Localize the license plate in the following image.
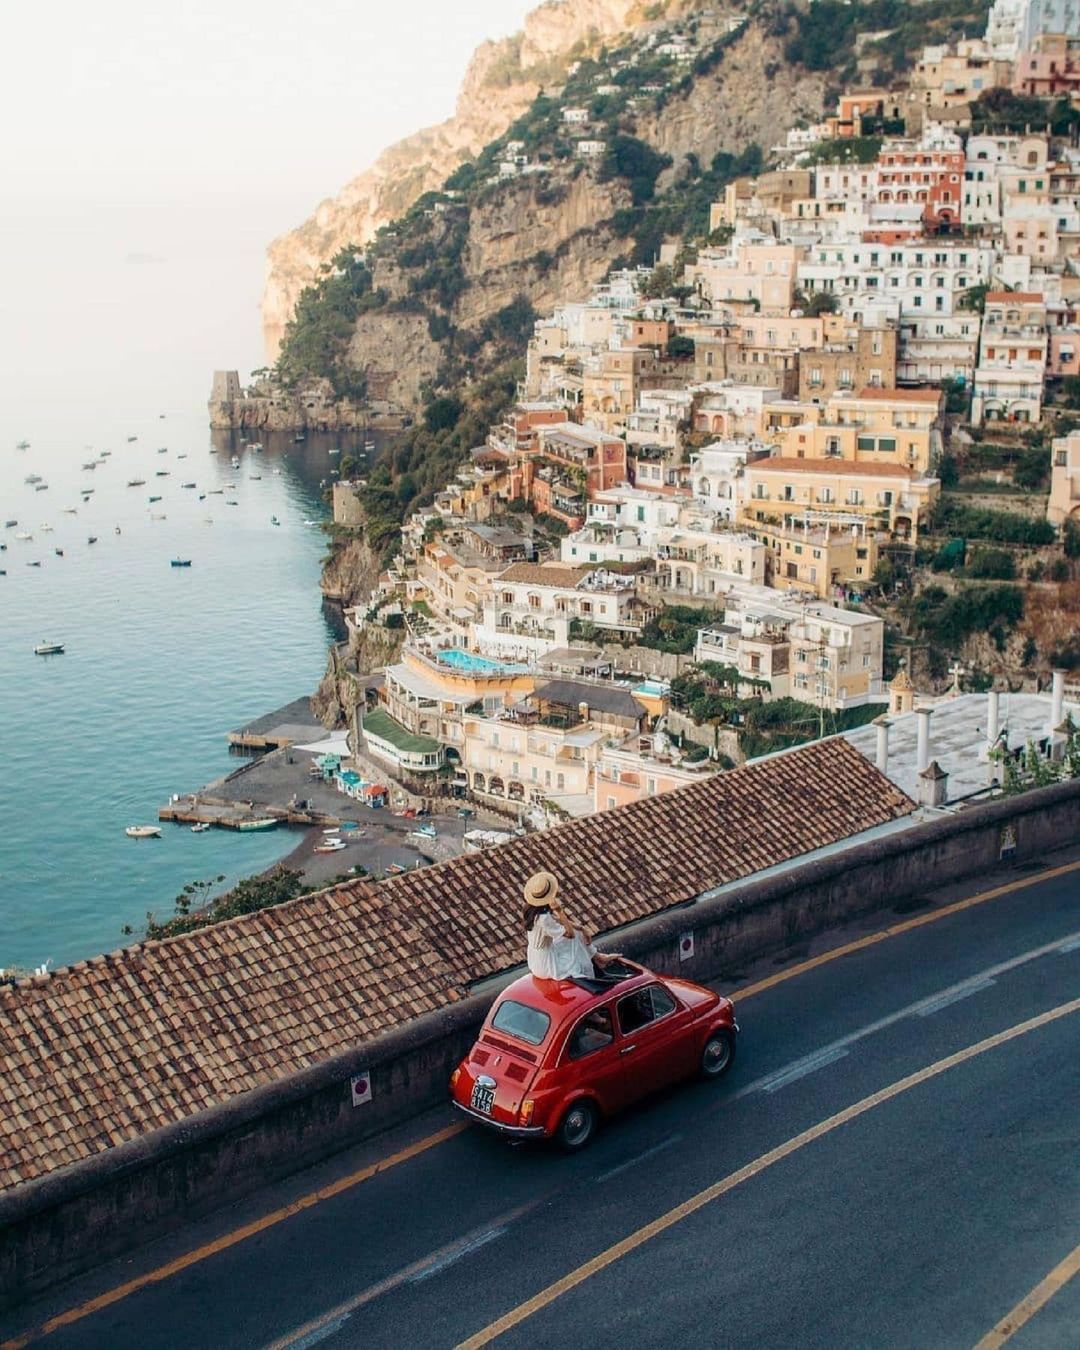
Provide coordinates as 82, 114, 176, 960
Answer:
470, 1083, 495, 1115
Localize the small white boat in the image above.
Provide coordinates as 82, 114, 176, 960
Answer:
190, 822, 211, 833
272, 468, 281, 475
81, 461, 97, 471
364, 442, 375, 451
24, 474, 42, 484
34, 483, 48, 492
249, 474, 262, 480
62, 507, 78, 514
303, 519, 319, 527
34, 641, 65, 655
127, 478, 146, 487
314, 839, 347, 854
270, 515, 281, 526
125, 825, 161, 839
40, 524, 53, 532
15, 531, 32, 541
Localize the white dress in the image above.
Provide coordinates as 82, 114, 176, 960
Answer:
527, 912, 597, 980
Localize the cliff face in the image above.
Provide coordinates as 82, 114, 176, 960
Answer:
263, 0, 650, 355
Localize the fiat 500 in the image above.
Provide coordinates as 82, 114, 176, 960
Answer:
449, 959, 738, 1150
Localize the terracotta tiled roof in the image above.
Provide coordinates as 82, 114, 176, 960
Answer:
753, 457, 916, 479
0, 738, 912, 1193
985, 291, 1043, 303
851, 386, 943, 404
497, 562, 592, 587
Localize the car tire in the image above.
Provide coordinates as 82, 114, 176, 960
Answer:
556, 1099, 598, 1152
700, 1029, 736, 1079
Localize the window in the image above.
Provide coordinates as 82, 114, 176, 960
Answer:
617, 985, 676, 1035
492, 999, 550, 1046
567, 1007, 614, 1059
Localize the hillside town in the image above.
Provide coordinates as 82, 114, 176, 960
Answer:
319, 0, 1080, 826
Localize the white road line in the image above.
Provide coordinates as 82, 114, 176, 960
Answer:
742, 930, 1080, 1097
406, 1227, 506, 1284
265, 1199, 543, 1349
915, 978, 996, 1017
759, 1046, 850, 1094
597, 1133, 683, 1182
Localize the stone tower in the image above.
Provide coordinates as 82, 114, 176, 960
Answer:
208, 371, 242, 428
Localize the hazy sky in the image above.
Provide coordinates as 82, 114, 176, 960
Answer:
1, 1, 536, 416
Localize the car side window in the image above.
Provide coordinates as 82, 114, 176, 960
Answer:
617, 989, 655, 1035
649, 985, 677, 1020
618, 985, 677, 1035
567, 1006, 615, 1060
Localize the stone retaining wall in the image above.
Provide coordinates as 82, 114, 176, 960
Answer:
3, 779, 1078, 1307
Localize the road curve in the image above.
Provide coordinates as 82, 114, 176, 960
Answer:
5, 852, 1080, 1350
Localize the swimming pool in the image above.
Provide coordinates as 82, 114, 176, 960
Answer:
633, 679, 671, 698
435, 648, 525, 674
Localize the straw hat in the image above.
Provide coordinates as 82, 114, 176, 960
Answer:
523, 870, 559, 907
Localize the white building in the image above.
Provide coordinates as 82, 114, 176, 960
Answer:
971, 291, 1048, 424
689, 441, 753, 520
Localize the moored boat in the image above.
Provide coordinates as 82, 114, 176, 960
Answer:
127, 478, 146, 487
237, 818, 277, 832
171, 558, 192, 567
125, 825, 161, 838
88, 535, 98, 543
190, 822, 211, 833
34, 641, 65, 655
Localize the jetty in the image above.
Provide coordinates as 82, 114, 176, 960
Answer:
227, 697, 324, 752
158, 793, 340, 831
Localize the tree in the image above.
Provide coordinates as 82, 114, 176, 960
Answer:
424, 396, 464, 433
798, 290, 839, 317
959, 283, 992, 314
1064, 517, 1080, 559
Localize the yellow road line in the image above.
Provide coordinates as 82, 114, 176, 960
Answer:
973, 1238, 1080, 1349
0, 1122, 466, 1350
457, 997, 1080, 1349
9, 857, 1078, 1347
729, 857, 1080, 1003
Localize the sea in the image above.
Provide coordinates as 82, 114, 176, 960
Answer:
0, 415, 380, 972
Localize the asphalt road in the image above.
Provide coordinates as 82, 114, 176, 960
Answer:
5, 851, 1080, 1350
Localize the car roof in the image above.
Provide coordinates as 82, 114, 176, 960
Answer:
495, 968, 652, 1033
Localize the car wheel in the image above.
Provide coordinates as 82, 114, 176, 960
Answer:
700, 1030, 736, 1079
556, 1099, 598, 1151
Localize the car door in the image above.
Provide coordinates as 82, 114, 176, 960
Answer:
616, 984, 694, 1103
561, 1002, 632, 1115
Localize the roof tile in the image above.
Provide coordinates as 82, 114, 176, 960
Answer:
0, 739, 910, 1193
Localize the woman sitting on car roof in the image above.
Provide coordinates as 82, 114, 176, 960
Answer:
523, 870, 619, 982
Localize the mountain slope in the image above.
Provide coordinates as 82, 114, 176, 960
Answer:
263, 0, 656, 354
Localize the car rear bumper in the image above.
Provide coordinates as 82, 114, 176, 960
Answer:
451, 1101, 547, 1138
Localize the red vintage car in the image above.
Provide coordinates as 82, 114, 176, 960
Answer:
449, 959, 738, 1150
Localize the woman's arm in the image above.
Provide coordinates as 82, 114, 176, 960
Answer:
550, 904, 575, 938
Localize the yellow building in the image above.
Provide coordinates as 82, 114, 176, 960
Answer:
740, 515, 880, 597
743, 455, 940, 545
780, 386, 944, 473
461, 679, 647, 814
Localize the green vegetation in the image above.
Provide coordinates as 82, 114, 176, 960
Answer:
933, 499, 1056, 546
130, 867, 310, 942
970, 88, 1080, 137
779, 0, 991, 79
600, 135, 672, 205
965, 548, 1017, 581
277, 251, 384, 399
907, 583, 1024, 648
803, 137, 882, 165
638, 604, 723, 655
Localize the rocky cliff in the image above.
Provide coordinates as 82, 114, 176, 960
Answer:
264, 0, 661, 354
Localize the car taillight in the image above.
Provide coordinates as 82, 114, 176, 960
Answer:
519, 1099, 535, 1126
450, 1067, 461, 1090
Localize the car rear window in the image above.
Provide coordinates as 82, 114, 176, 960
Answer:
491, 999, 551, 1046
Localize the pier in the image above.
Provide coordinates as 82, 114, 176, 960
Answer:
227, 697, 325, 752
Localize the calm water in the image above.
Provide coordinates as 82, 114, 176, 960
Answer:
0, 414, 373, 970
